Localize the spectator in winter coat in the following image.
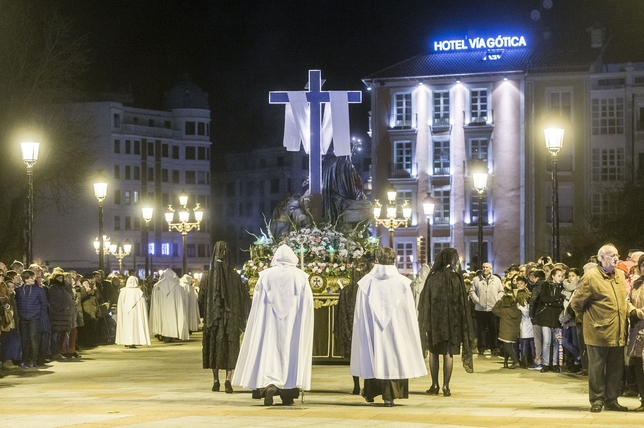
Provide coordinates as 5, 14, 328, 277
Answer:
15, 270, 47, 368
48, 269, 75, 360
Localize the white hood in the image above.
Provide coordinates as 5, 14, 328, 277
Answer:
125, 276, 139, 288
270, 244, 298, 268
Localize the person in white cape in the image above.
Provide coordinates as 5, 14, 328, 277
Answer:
149, 268, 189, 342
115, 276, 150, 348
350, 247, 427, 407
179, 274, 201, 333
232, 244, 314, 406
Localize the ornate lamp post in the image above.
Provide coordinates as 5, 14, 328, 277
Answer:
110, 241, 132, 274
21, 141, 40, 266
165, 194, 203, 275
471, 160, 488, 270
373, 187, 412, 246
142, 206, 154, 278
93, 171, 108, 271
422, 194, 436, 264
93, 235, 111, 271
545, 121, 565, 262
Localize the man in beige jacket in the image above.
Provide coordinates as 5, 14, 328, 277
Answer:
570, 244, 628, 413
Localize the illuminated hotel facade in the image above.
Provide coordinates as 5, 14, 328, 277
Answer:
364, 30, 644, 273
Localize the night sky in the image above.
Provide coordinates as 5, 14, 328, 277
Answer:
64, 0, 644, 153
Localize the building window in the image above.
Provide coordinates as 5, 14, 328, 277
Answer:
148, 119, 154, 127
198, 243, 206, 257
124, 190, 131, 205
125, 216, 131, 230
433, 242, 450, 262
468, 138, 489, 162
592, 192, 618, 226
172, 170, 180, 184
114, 165, 120, 179
134, 141, 141, 155
133, 190, 139, 204
173, 243, 179, 257
114, 140, 120, 154
434, 189, 450, 224
185, 171, 196, 184
125, 165, 131, 180
165, 120, 171, 129
162, 144, 169, 158
433, 90, 450, 125
187, 244, 196, 258
161, 243, 170, 256
198, 122, 205, 136
395, 242, 414, 274
394, 140, 412, 174
470, 89, 488, 122
172, 145, 179, 159
548, 90, 572, 121
134, 217, 141, 231
162, 168, 169, 183
394, 92, 412, 127
185, 121, 196, 135
133, 166, 140, 181
592, 97, 624, 135
433, 140, 450, 175
114, 190, 121, 205
185, 146, 196, 160
125, 140, 131, 154
114, 216, 120, 230
198, 146, 206, 160
270, 179, 280, 194
197, 171, 207, 185
147, 167, 154, 182
592, 148, 624, 181
470, 190, 488, 225
148, 243, 155, 256
113, 113, 120, 127
147, 141, 154, 157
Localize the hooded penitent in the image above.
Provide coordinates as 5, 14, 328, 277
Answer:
233, 244, 314, 391
200, 241, 249, 370
350, 259, 427, 380
418, 248, 475, 373
116, 276, 150, 346
149, 269, 189, 341
180, 274, 200, 332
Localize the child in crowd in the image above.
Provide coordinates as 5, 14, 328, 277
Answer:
515, 276, 534, 368
493, 288, 522, 369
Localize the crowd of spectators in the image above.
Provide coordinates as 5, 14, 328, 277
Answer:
0, 260, 159, 375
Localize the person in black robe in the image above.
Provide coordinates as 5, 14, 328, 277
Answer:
418, 248, 475, 397
199, 241, 249, 394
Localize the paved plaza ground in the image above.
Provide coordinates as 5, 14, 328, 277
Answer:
2, 331, 643, 427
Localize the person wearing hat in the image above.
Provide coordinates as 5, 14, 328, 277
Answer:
48, 269, 74, 360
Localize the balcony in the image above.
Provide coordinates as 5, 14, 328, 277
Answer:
389, 162, 417, 179
545, 206, 574, 223
388, 114, 417, 130
464, 109, 494, 126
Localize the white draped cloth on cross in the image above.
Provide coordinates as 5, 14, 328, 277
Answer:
269, 70, 361, 196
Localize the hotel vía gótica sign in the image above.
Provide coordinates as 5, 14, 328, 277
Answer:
433, 35, 527, 52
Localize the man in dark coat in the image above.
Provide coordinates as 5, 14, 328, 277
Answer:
15, 270, 47, 368
48, 269, 75, 360
199, 241, 249, 394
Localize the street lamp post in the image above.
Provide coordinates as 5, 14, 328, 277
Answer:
142, 207, 154, 278
373, 187, 412, 246
471, 160, 488, 270
545, 122, 565, 263
165, 194, 203, 275
93, 235, 111, 271
422, 194, 436, 264
93, 171, 108, 272
21, 141, 40, 266
110, 241, 132, 274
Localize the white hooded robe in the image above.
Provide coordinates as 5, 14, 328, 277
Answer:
179, 275, 201, 332
233, 244, 314, 391
149, 269, 190, 341
116, 276, 151, 346
350, 264, 427, 380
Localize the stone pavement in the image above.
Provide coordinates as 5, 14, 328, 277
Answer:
2, 332, 642, 427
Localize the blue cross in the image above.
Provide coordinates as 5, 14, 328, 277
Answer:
269, 70, 361, 195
